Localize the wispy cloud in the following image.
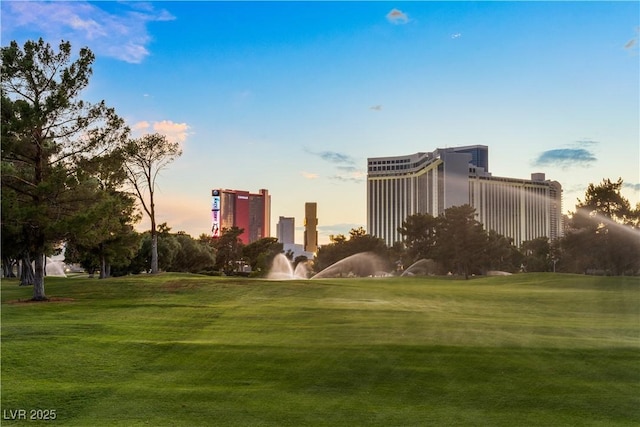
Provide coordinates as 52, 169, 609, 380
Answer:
304, 149, 363, 183
533, 139, 599, 169
301, 172, 319, 180
336, 165, 359, 173
305, 148, 356, 165
153, 120, 190, 144
132, 121, 151, 132
623, 182, 640, 192
565, 183, 590, 195
321, 151, 355, 164
1, 1, 174, 63
329, 172, 365, 184
451, 33, 462, 39
386, 8, 409, 25
533, 148, 597, 168
573, 139, 599, 147
132, 120, 191, 144
317, 223, 366, 238
624, 27, 639, 54
330, 170, 366, 183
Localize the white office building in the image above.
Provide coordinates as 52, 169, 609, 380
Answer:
367, 145, 562, 247
277, 215, 314, 260
276, 216, 295, 244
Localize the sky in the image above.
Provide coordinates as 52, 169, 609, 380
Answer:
2, 1, 638, 245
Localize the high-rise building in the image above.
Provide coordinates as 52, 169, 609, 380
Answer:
211, 188, 270, 244
276, 216, 295, 244
367, 145, 562, 247
304, 202, 318, 253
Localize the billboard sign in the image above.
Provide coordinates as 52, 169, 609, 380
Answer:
211, 190, 221, 238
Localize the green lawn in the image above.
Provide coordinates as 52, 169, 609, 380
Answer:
2, 273, 639, 426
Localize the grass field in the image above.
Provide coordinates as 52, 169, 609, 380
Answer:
2, 273, 639, 426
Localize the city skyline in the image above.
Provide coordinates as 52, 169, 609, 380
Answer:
2, 1, 638, 245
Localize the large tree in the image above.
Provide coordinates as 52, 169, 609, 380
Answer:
212, 227, 245, 274
485, 230, 521, 273
346, 227, 388, 260
242, 237, 283, 276
562, 178, 640, 275
435, 204, 487, 279
64, 190, 140, 278
520, 237, 551, 272
313, 227, 389, 275
123, 133, 182, 274
64, 149, 140, 278
1, 39, 127, 299
397, 213, 438, 265
171, 232, 216, 273
577, 178, 634, 224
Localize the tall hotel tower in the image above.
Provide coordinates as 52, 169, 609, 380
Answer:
367, 145, 562, 247
211, 188, 271, 244
304, 202, 318, 253
276, 216, 295, 244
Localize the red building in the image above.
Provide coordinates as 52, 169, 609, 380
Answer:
211, 188, 271, 244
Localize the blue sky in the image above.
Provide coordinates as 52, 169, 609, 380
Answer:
2, 1, 638, 244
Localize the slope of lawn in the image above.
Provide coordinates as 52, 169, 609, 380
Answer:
2, 273, 639, 426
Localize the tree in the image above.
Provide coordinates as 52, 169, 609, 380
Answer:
171, 232, 216, 273
520, 237, 550, 272
1, 184, 26, 280
123, 133, 182, 274
387, 241, 407, 273
293, 255, 309, 269
398, 213, 438, 265
64, 191, 140, 278
242, 237, 283, 276
157, 232, 181, 272
347, 227, 388, 260
485, 230, 521, 273
578, 178, 633, 224
1, 38, 127, 299
435, 205, 487, 279
559, 225, 598, 274
64, 150, 141, 278
313, 233, 348, 273
629, 202, 640, 228
212, 227, 245, 274
313, 228, 389, 274
561, 178, 640, 275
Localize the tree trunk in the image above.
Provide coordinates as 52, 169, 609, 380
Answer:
149, 192, 159, 274
32, 131, 47, 300
99, 253, 107, 279
19, 253, 35, 286
32, 252, 47, 300
150, 231, 159, 274
2, 256, 16, 278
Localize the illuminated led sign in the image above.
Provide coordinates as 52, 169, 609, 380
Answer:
211, 189, 221, 238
